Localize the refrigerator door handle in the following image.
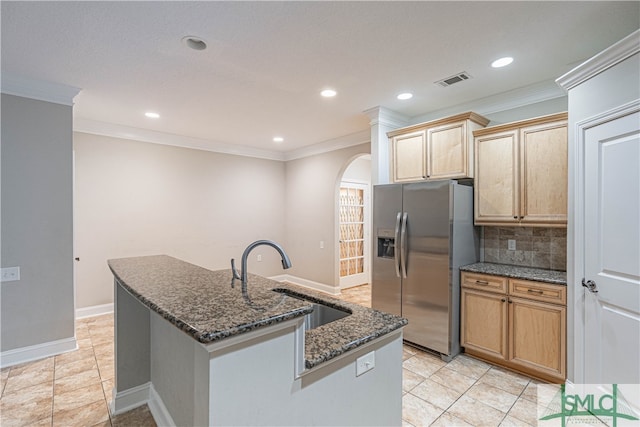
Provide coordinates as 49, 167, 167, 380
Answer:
394, 212, 402, 277
400, 212, 408, 278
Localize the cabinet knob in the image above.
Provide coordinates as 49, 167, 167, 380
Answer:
501, 298, 506, 302
513, 216, 518, 219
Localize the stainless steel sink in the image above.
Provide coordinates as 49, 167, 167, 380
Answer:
274, 290, 351, 330
302, 301, 350, 330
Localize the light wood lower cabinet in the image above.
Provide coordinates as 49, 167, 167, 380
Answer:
461, 272, 567, 382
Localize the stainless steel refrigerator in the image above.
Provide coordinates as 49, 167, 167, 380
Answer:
372, 180, 479, 361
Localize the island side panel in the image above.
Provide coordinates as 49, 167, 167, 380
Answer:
209, 329, 403, 426
114, 280, 150, 402
150, 310, 210, 427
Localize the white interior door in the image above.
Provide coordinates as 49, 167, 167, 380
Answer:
338, 182, 370, 288
583, 107, 640, 386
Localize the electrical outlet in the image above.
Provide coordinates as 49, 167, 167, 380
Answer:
257, 254, 262, 262
356, 351, 375, 376
319, 241, 324, 249
1, 267, 20, 282
508, 239, 516, 251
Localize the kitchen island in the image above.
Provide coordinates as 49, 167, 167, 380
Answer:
108, 255, 407, 426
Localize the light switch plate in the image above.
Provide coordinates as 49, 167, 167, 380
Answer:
356, 351, 375, 376
1, 267, 20, 282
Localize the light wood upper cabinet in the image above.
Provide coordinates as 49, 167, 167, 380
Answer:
389, 112, 489, 183
392, 130, 426, 182
474, 112, 568, 227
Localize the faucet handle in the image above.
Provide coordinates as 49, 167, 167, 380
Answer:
230, 258, 241, 280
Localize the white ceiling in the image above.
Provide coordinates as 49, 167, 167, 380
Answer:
2, 1, 639, 158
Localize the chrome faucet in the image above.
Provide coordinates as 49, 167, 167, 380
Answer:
231, 240, 292, 286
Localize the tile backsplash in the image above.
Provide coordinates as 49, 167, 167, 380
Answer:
481, 227, 567, 271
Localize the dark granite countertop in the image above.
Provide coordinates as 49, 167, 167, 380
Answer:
460, 262, 566, 285
108, 255, 407, 369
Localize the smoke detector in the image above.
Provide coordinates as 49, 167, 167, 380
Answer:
435, 72, 472, 87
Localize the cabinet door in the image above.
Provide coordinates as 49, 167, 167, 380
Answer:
392, 131, 426, 182
474, 130, 519, 225
427, 121, 467, 179
508, 297, 566, 381
519, 121, 568, 225
460, 288, 508, 360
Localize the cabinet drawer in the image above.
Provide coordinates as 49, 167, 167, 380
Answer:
461, 272, 508, 294
509, 279, 566, 305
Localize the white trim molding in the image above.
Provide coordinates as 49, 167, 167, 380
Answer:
283, 130, 370, 161
364, 106, 410, 129
76, 303, 114, 319
74, 118, 286, 161
269, 274, 340, 296
0, 73, 81, 106
410, 79, 566, 125
0, 337, 77, 368
148, 384, 175, 427
111, 381, 176, 426
556, 29, 640, 91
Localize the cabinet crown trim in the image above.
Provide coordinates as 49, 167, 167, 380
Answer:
387, 111, 490, 138
472, 112, 568, 137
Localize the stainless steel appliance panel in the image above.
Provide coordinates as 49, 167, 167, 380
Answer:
401, 181, 451, 352
371, 184, 403, 317
371, 180, 479, 360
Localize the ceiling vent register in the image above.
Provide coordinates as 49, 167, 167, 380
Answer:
435, 71, 472, 87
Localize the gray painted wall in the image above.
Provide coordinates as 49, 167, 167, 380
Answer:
284, 143, 371, 286
1, 94, 75, 351
74, 132, 286, 309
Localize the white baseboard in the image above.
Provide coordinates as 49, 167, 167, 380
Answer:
112, 382, 151, 415
0, 336, 77, 368
269, 274, 340, 296
148, 383, 176, 427
111, 382, 175, 426
76, 303, 114, 319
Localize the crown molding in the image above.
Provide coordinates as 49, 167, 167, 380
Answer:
1, 73, 81, 106
363, 106, 410, 128
409, 79, 566, 124
74, 118, 286, 161
283, 130, 370, 161
556, 29, 640, 91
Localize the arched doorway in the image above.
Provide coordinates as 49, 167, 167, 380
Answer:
336, 155, 371, 289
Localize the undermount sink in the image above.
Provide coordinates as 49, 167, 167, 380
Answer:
274, 290, 351, 330
302, 301, 350, 330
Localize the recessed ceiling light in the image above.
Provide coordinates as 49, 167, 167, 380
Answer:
145, 112, 160, 119
182, 36, 207, 51
321, 89, 337, 98
397, 92, 413, 100
491, 57, 514, 68
273, 136, 284, 143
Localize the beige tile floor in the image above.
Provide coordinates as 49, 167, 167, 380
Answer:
0, 283, 555, 426
340, 284, 558, 427
0, 314, 155, 427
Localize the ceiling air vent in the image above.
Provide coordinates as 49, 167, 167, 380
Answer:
435, 72, 472, 87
